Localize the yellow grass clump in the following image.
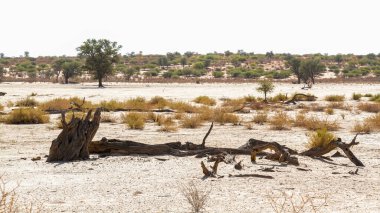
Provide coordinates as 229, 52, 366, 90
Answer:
365, 113, 380, 131
15, 96, 38, 107
149, 96, 169, 109
213, 108, 240, 125
351, 122, 371, 134
124, 97, 150, 111
325, 108, 334, 115
252, 111, 268, 125
181, 114, 204, 128
269, 111, 292, 130
307, 128, 336, 149
5, 108, 50, 124
221, 98, 245, 111
294, 114, 339, 131
324, 95, 345, 102
169, 101, 197, 113
270, 93, 288, 102
357, 102, 380, 113
99, 100, 125, 111
193, 96, 216, 106
121, 112, 146, 130
39, 97, 93, 111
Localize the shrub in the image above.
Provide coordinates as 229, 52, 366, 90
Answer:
357, 103, 380, 113
365, 113, 380, 130
181, 114, 203, 128
252, 111, 268, 125
364, 93, 373, 97
124, 97, 150, 111
5, 108, 50, 124
197, 106, 215, 121
99, 100, 125, 111
269, 111, 291, 130
149, 96, 169, 109
294, 114, 339, 131
270, 93, 288, 102
39, 97, 93, 111
222, 98, 245, 111
352, 93, 362, 101
325, 108, 334, 115
369, 94, 380, 102
121, 112, 146, 130
324, 95, 345, 102
213, 108, 240, 125
16, 96, 38, 107
169, 101, 197, 113
193, 96, 216, 106
352, 122, 371, 133
307, 128, 336, 149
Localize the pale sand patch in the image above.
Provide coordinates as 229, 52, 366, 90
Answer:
0, 82, 379, 212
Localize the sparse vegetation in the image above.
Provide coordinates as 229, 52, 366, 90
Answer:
149, 96, 169, 109
100, 113, 117, 123
169, 101, 197, 113
213, 108, 240, 125
4, 108, 50, 124
257, 79, 274, 102
324, 95, 345, 102
294, 114, 339, 131
352, 122, 371, 133
325, 108, 334, 115
39, 97, 93, 111
179, 181, 210, 213
99, 100, 125, 111
16, 96, 38, 107
252, 111, 268, 125
193, 96, 216, 106
181, 114, 203, 128
121, 112, 146, 129
352, 93, 362, 101
307, 128, 335, 149
357, 102, 380, 113
124, 97, 150, 111
369, 94, 380, 102
365, 113, 380, 130
269, 111, 291, 130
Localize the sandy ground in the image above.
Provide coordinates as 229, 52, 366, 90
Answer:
0, 82, 380, 212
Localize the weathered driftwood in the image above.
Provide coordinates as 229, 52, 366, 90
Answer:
250, 141, 299, 166
47, 108, 101, 162
301, 134, 364, 167
284, 93, 317, 105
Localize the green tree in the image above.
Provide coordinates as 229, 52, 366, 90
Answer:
180, 57, 187, 68
289, 58, 301, 83
256, 79, 274, 102
0, 65, 4, 82
300, 59, 325, 84
158, 56, 169, 68
77, 39, 122, 87
62, 60, 82, 84
24, 51, 29, 58
53, 58, 69, 82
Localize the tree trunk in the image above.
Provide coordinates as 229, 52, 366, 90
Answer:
64, 76, 69, 84
47, 109, 101, 162
98, 77, 104, 88
297, 75, 301, 84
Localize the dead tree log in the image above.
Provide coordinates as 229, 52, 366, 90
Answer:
301, 134, 364, 166
250, 142, 299, 166
47, 108, 101, 162
0, 92, 6, 96
284, 93, 317, 105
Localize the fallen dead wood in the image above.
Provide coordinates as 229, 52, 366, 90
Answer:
301, 134, 364, 167
250, 142, 299, 166
228, 174, 274, 179
0, 92, 6, 96
284, 93, 317, 105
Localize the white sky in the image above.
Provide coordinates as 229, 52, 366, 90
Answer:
1, 0, 379, 57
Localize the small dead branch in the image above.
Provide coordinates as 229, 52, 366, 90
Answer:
349, 168, 359, 175
201, 122, 213, 148
228, 174, 274, 179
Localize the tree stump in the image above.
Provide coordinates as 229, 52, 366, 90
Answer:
47, 108, 101, 162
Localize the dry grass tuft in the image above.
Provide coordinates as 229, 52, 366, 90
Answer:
365, 113, 380, 131
269, 111, 292, 130
351, 122, 371, 134
357, 102, 380, 113
39, 97, 93, 111
16, 97, 38, 107
99, 100, 125, 111
5, 108, 49, 124
100, 113, 117, 123
294, 114, 339, 131
325, 108, 334, 115
124, 97, 150, 111
213, 108, 240, 125
369, 94, 380, 102
121, 112, 146, 130
179, 181, 210, 213
169, 101, 197, 113
149, 96, 169, 109
159, 123, 178, 132
193, 96, 216, 106
309, 103, 325, 112
324, 95, 345, 102
307, 128, 336, 149
352, 93, 362, 101
222, 98, 245, 111
252, 111, 268, 125
293, 93, 316, 101
181, 114, 204, 128
270, 93, 288, 102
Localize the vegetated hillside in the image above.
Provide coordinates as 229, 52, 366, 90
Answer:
1, 52, 380, 83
